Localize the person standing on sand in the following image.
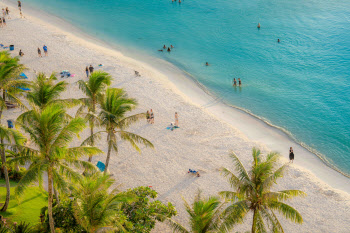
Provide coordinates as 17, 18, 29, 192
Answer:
43, 45, 48, 56
85, 66, 89, 77
89, 65, 94, 74
2, 17, 6, 27
175, 112, 179, 127
18, 1, 22, 11
150, 109, 154, 124
19, 49, 24, 57
289, 147, 294, 163
6, 8, 10, 19
146, 110, 150, 124
37, 48, 42, 57
0, 18, 2, 28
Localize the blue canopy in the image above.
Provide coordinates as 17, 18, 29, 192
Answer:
96, 161, 105, 172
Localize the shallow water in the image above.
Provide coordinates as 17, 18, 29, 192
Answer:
19, 0, 350, 175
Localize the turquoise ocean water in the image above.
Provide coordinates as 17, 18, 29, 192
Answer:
18, 0, 350, 175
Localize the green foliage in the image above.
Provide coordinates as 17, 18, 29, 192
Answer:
43, 200, 85, 233
8, 167, 26, 182
220, 148, 306, 233
121, 186, 176, 232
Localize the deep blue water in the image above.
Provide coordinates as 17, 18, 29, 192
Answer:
20, 0, 350, 175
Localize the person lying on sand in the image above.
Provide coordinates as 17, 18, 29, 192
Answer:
188, 169, 200, 177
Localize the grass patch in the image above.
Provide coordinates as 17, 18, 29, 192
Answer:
0, 179, 47, 225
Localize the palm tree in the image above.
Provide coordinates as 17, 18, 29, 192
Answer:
166, 191, 240, 233
77, 71, 111, 162
17, 72, 79, 123
71, 172, 134, 233
220, 148, 306, 233
12, 104, 102, 233
0, 51, 28, 120
0, 125, 25, 212
85, 87, 153, 174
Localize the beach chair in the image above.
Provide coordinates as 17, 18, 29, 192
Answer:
96, 161, 105, 172
7, 120, 14, 129
5, 101, 17, 109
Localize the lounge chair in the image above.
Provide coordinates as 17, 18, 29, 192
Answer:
96, 161, 105, 172
7, 120, 14, 129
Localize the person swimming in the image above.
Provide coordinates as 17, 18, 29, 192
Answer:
205, 62, 209, 66
167, 47, 171, 52
158, 49, 163, 52
163, 45, 166, 49
277, 39, 280, 43
233, 78, 237, 86
257, 23, 261, 29
238, 78, 242, 86
171, 45, 174, 48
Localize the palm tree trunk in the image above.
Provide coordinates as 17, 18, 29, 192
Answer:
47, 168, 55, 233
0, 138, 10, 212
54, 188, 60, 205
88, 124, 94, 162
104, 133, 112, 175
15, 164, 20, 172
252, 209, 257, 233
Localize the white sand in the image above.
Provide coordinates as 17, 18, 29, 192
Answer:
1, 2, 350, 232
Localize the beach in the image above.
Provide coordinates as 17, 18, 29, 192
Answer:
1, 2, 350, 232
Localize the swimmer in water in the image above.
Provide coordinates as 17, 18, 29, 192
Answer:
277, 39, 280, 43
163, 45, 166, 49
238, 78, 242, 86
257, 23, 261, 29
233, 78, 237, 86
205, 62, 209, 66
158, 49, 163, 52
171, 45, 174, 48
167, 47, 171, 52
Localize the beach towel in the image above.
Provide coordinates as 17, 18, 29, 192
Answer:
18, 87, 30, 91
19, 73, 28, 79
96, 161, 105, 172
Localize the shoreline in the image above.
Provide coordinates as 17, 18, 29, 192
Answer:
1, 1, 350, 231
8, 0, 350, 189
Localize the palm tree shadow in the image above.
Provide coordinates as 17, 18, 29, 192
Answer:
158, 176, 197, 201
11, 193, 46, 208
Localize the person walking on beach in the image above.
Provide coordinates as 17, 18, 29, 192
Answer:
43, 45, 48, 56
0, 18, 2, 28
146, 110, 150, 124
19, 49, 24, 57
289, 147, 294, 163
37, 48, 42, 57
150, 109, 154, 124
2, 17, 6, 27
85, 66, 89, 77
2, 9, 5, 18
175, 112, 179, 127
238, 78, 242, 86
18, 1, 22, 11
233, 78, 237, 87
89, 65, 94, 74
6, 7, 10, 19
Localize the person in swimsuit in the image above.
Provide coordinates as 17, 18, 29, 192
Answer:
85, 66, 89, 77
43, 45, 48, 56
257, 23, 260, 29
163, 45, 166, 49
167, 47, 171, 52
289, 147, 294, 163
175, 112, 179, 127
277, 39, 280, 43
150, 109, 154, 124
171, 45, 174, 48
18, 1, 22, 11
233, 78, 237, 87
37, 48, 42, 57
205, 62, 209, 66
0, 18, 2, 28
6, 8, 10, 19
238, 78, 242, 86
146, 110, 150, 123
2, 17, 5, 27
19, 50, 24, 57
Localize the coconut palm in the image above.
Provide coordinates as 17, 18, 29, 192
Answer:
220, 148, 306, 233
77, 71, 111, 161
71, 172, 134, 233
0, 51, 28, 120
0, 125, 26, 212
17, 72, 80, 123
12, 104, 102, 233
166, 191, 241, 233
84, 88, 153, 174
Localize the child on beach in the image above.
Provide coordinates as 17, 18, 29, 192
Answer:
289, 147, 294, 163
43, 45, 48, 56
